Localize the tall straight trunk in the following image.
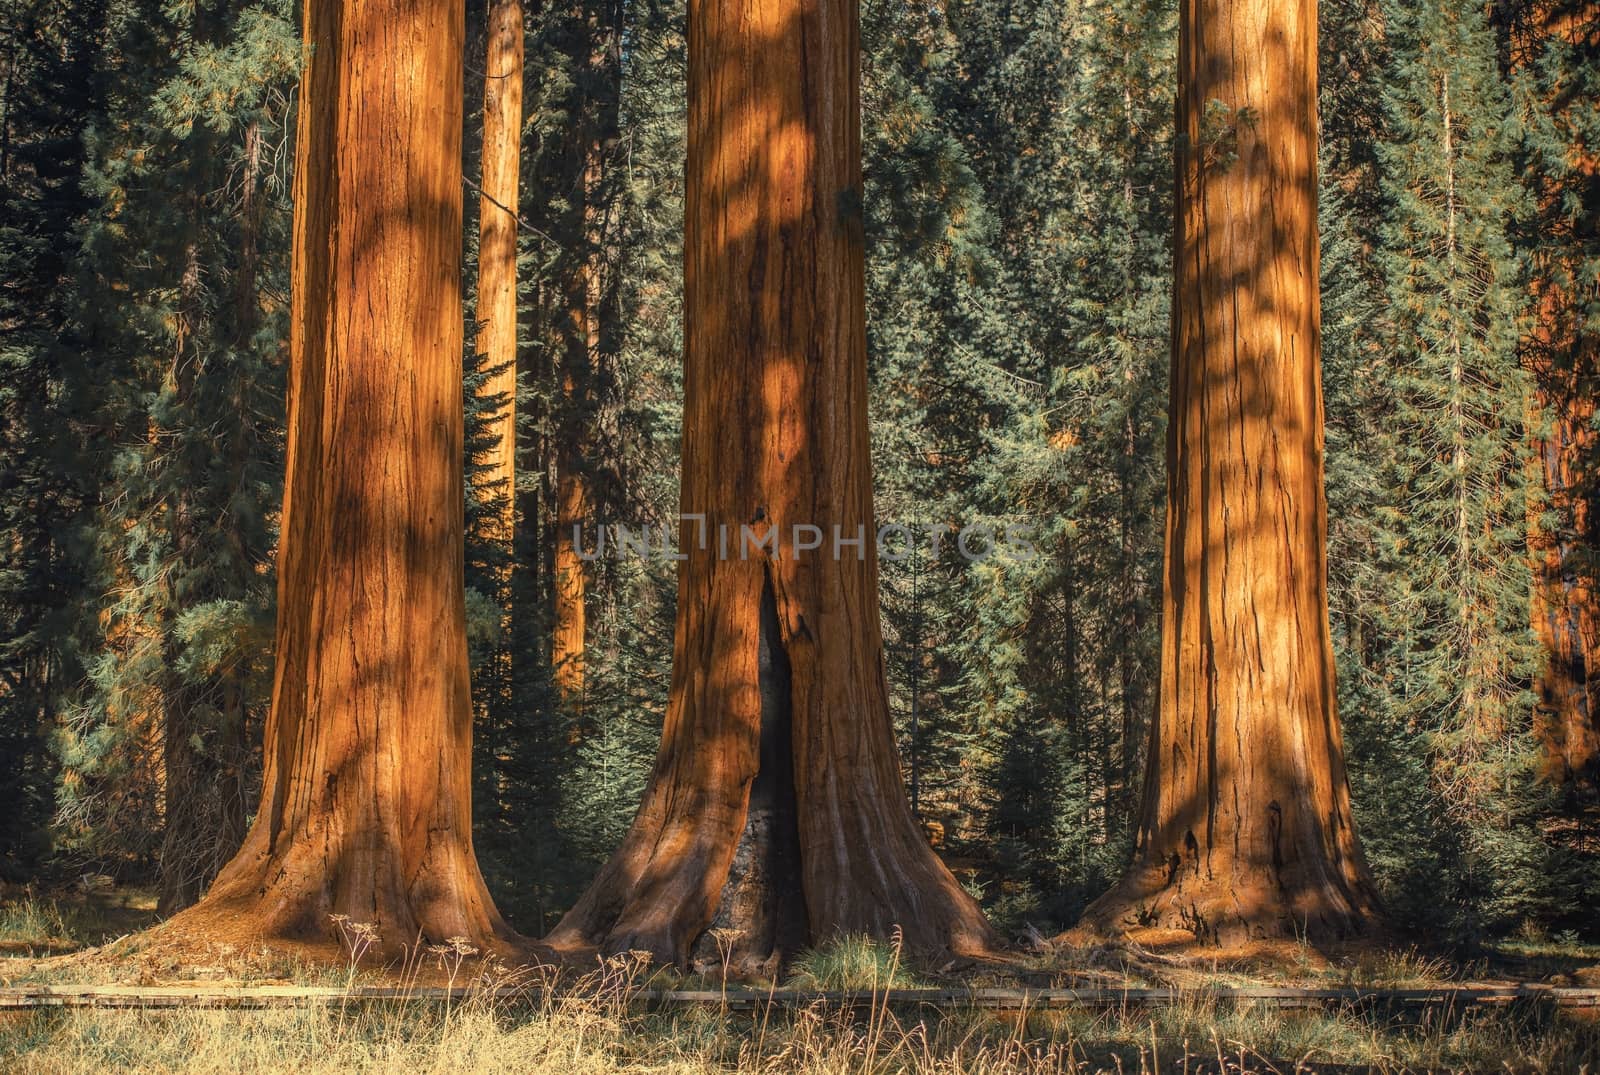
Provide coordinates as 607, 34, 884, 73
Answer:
546, 0, 996, 971
157, 233, 210, 917
476, 0, 524, 557
551, 210, 594, 699
1515, 0, 1600, 792
1528, 373, 1600, 788
550, 7, 617, 704
1079, 0, 1380, 945
180, 0, 513, 955
551, 459, 589, 698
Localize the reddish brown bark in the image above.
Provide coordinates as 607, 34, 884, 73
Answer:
550, 10, 617, 705
549, 202, 596, 702
1078, 0, 1381, 945
1528, 358, 1600, 791
475, 0, 524, 555
545, 0, 996, 970
551, 464, 589, 699
178, 0, 513, 955
1513, 0, 1600, 791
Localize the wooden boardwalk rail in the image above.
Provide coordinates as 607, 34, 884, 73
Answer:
1, 983, 1597, 1012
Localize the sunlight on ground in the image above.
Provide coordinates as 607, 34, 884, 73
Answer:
2, 891, 1598, 1073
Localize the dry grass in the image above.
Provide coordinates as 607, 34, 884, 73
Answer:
4, 943, 1598, 1075
3, 980, 1597, 1073
0, 888, 157, 958
3, 899, 1599, 1073
784, 931, 932, 991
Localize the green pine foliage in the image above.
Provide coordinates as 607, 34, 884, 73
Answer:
463, 0, 687, 932
0, 0, 1594, 950
861, 0, 1016, 887
1327, 0, 1574, 936
860, 0, 1175, 933
50, 0, 295, 902
541, 0, 686, 924
0, 0, 110, 876
1503, 0, 1600, 913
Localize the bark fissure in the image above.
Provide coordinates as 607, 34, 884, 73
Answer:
1079, 0, 1381, 946
174, 0, 514, 957
694, 572, 808, 973
545, 0, 995, 969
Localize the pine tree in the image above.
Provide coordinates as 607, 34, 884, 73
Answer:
969, 0, 1174, 927
1507, 0, 1600, 796
462, 0, 687, 934
1349, 0, 1569, 934
52, 0, 295, 909
861, 0, 1019, 886
858, 0, 1176, 930
0, 0, 109, 874
520, 0, 628, 705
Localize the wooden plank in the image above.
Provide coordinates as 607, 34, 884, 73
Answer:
0, 984, 1597, 1012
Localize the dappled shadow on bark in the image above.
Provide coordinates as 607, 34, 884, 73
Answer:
544, 0, 996, 971
167, 0, 523, 961
1071, 0, 1381, 948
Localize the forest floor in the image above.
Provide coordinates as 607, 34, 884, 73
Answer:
0, 884, 1597, 1073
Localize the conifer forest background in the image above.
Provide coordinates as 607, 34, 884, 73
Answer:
2, 0, 1598, 948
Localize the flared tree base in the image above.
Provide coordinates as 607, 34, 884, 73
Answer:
164, 827, 523, 964
1074, 859, 1379, 949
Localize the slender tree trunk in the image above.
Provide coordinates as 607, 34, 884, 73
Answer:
476, 0, 524, 558
178, 0, 514, 956
550, 6, 618, 704
1078, 0, 1381, 945
157, 231, 206, 917
475, 0, 524, 763
546, 0, 996, 971
552, 161, 595, 701
157, 152, 247, 913
551, 460, 589, 698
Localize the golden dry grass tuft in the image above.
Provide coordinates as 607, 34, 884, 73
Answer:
3, 896, 1599, 1072
3, 959, 1598, 1074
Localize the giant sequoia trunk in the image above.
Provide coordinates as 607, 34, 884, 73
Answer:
1516, 0, 1600, 793
180, 0, 513, 955
476, 0, 524, 555
545, 0, 996, 971
1528, 356, 1600, 792
1078, 0, 1381, 946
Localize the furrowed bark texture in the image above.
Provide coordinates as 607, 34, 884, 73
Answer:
1529, 348, 1600, 791
185, 0, 512, 955
1080, 0, 1381, 945
1517, 0, 1600, 792
545, 0, 996, 970
475, 0, 524, 554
